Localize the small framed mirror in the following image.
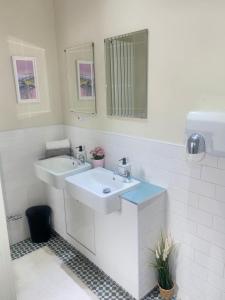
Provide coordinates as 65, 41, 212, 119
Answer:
105, 29, 148, 119
65, 42, 96, 114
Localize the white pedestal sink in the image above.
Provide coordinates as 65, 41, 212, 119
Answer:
34, 155, 91, 189
65, 167, 140, 214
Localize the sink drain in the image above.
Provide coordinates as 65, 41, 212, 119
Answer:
102, 187, 111, 194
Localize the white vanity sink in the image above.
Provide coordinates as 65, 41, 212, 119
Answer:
34, 155, 91, 189
65, 167, 140, 214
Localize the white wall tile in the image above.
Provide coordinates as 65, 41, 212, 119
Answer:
167, 187, 199, 208
188, 178, 215, 198
187, 206, 213, 227
202, 166, 225, 186
200, 154, 218, 168
195, 250, 224, 276
168, 198, 187, 218
216, 185, 225, 203
170, 173, 215, 198
0, 125, 64, 244
220, 293, 225, 300
184, 233, 212, 255
176, 256, 208, 281
198, 224, 225, 250
218, 157, 225, 170
168, 213, 197, 236
208, 272, 225, 291
199, 195, 225, 218
213, 216, 225, 235
210, 245, 225, 263
179, 244, 195, 260
167, 187, 199, 207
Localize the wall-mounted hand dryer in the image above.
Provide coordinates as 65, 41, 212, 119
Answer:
186, 112, 225, 158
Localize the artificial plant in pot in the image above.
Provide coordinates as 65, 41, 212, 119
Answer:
90, 147, 105, 168
152, 234, 175, 300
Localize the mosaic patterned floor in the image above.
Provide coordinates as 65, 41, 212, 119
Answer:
11, 233, 163, 300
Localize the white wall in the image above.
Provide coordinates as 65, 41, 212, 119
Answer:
55, 0, 225, 144
0, 0, 62, 131
0, 0, 64, 244
0, 171, 16, 300
1, 125, 64, 244
65, 125, 225, 300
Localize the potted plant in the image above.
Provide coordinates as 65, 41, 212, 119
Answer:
152, 234, 175, 300
90, 147, 105, 168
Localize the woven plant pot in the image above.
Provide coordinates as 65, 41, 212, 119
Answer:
159, 284, 174, 300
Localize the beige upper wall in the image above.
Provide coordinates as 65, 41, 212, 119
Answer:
54, 0, 225, 144
0, 0, 62, 131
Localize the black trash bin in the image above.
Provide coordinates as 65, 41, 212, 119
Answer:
26, 205, 52, 243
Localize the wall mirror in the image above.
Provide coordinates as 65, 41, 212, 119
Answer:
105, 29, 148, 119
65, 42, 96, 114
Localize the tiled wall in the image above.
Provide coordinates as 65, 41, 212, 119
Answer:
2, 123, 225, 299
65, 125, 225, 300
0, 125, 64, 244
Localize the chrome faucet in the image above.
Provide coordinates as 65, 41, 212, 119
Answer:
71, 145, 87, 164
77, 153, 86, 164
114, 157, 132, 182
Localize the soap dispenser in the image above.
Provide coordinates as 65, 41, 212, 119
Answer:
76, 145, 87, 163
117, 157, 131, 182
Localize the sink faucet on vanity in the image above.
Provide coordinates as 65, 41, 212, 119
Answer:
71, 145, 87, 164
113, 157, 132, 183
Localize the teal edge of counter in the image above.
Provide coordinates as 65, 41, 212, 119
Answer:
121, 181, 166, 205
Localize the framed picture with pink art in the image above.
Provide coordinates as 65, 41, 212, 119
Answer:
76, 60, 95, 100
12, 56, 40, 103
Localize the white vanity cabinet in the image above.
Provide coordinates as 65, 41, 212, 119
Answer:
45, 182, 166, 300
64, 195, 96, 254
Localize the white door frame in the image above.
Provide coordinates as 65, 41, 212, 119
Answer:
0, 170, 16, 300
